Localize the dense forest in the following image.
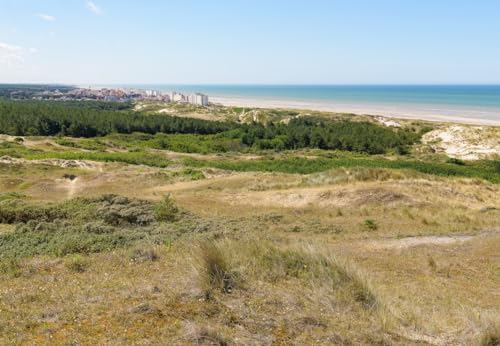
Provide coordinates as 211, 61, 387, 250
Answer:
0, 100, 420, 154
0, 100, 236, 137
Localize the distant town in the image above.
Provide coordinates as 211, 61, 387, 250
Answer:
1, 85, 210, 106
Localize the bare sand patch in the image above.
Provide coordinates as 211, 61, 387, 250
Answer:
362, 229, 500, 250
0, 156, 102, 170
423, 125, 500, 160
227, 186, 415, 209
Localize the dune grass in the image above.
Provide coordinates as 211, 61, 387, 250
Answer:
25, 150, 170, 167
184, 156, 500, 183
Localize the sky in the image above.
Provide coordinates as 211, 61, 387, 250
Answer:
0, 0, 500, 85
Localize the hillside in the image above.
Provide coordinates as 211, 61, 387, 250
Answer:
0, 100, 499, 345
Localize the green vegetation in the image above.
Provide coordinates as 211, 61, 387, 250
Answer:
1, 100, 421, 155
0, 99, 235, 137
0, 195, 178, 258
154, 194, 180, 222
184, 156, 500, 183
1, 98, 499, 344
363, 219, 378, 231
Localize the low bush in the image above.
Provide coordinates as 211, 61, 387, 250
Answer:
0, 199, 68, 224
97, 195, 155, 226
0, 258, 22, 277
154, 194, 179, 222
0, 195, 185, 259
129, 246, 159, 263
363, 219, 378, 231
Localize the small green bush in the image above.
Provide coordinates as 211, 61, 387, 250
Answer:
0, 258, 22, 277
154, 194, 179, 222
363, 219, 378, 231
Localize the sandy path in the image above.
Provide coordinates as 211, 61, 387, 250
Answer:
361, 229, 500, 250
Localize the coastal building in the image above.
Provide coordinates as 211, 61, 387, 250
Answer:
171, 92, 185, 102
190, 93, 209, 106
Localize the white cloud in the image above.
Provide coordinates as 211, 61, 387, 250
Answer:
0, 42, 24, 65
86, 1, 103, 16
0, 42, 39, 66
36, 13, 56, 22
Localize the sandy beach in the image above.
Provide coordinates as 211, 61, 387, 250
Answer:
211, 96, 500, 126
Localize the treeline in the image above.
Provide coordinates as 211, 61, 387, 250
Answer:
0, 100, 236, 137
0, 84, 74, 98
0, 100, 420, 154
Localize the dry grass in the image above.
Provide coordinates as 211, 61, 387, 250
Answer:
1, 142, 499, 344
196, 241, 240, 296
479, 322, 500, 346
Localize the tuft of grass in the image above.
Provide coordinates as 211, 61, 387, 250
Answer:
129, 246, 159, 263
235, 242, 379, 309
428, 256, 437, 271
65, 254, 90, 273
197, 242, 239, 296
0, 258, 22, 278
187, 324, 231, 346
480, 323, 500, 346
363, 219, 378, 231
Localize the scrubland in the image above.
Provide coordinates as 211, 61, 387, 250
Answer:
0, 100, 499, 345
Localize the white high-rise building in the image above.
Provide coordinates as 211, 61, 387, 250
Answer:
191, 93, 209, 106
171, 92, 185, 102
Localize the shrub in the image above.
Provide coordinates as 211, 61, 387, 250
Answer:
0, 195, 189, 259
182, 168, 205, 181
0, 258, 22, 277
446, 157, 465, 165
0, 200, 68, 224
97, 195, 155, 226
129, 246, 159, 263
363, 219, 378, 231
154, 194, 179, 222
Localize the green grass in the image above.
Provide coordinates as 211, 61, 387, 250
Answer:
184, 156, 500, 183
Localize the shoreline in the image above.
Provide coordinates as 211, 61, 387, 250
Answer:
211, 96, 500, 126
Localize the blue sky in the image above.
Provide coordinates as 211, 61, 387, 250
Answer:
0, 0, 499, 84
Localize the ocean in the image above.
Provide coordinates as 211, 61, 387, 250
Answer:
101, 85, 500, 124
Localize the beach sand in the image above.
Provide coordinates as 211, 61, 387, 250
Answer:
211, 96, 500, 126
